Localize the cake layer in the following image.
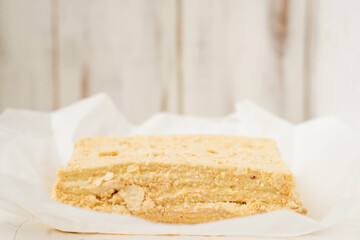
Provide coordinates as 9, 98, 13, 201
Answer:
52, 135, 307, 223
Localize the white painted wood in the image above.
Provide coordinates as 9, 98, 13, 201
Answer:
182, 0, 306, 122
5, 0, 360, 126
0, 0, 54, 113
181, 0, 234, 116
56, 0, 85, 109
280, 0, 306, 122
307, 0, 360, 130
0, 0, 307, 123
58, 0, 178, 124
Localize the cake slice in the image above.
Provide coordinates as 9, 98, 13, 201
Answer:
51, 135, 307, 223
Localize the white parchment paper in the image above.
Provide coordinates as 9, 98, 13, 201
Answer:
0, 93, 359, 237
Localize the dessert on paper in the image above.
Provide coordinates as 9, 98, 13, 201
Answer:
0, 94, 359, 237
52, 135, 306, 223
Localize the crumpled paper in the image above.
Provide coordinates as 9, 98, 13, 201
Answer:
0, 93, 359, 237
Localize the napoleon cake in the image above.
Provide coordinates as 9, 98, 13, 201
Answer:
51, 135, 307, 223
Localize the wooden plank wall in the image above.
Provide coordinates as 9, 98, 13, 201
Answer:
181, 0, 305, 122
0, 0, 54, 111
57, 0, 178, 123
307, 0, 360, 130
0, 0, 359, 126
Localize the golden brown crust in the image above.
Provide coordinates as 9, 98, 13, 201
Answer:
52, 135, 307, 223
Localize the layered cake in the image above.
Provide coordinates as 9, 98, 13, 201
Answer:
51, 135, 307, 223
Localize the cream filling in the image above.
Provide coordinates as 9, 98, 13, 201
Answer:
53, 162, 302, 216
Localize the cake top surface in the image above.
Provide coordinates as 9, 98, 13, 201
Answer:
64, 135, 291, 174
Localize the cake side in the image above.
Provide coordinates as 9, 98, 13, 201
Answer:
51, 135, 307, 224
52, 135, 306, 223
52, 161, 306, 223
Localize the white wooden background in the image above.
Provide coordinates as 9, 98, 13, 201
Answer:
0, 0, 359, 126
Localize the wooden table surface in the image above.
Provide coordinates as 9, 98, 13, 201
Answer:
1, 207, 359, 240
